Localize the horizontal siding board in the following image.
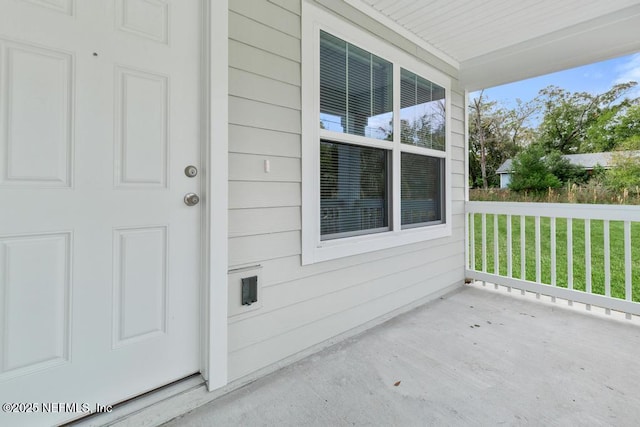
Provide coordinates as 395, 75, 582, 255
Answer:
451, 145, 465, 161
229, 207, 301, 238
229, 153, 300, 182
256, 226, 465, 287
229, 11, 300, 62
451, 91, 465, 106
229, 96, 301, 134
452, 104, 465, 121
229, 124, 301, 158
268, 0, 301, 15
229, 230, 301, 267
453, 141, 464, 152
230, 68, 301, 110
229, 240, 464, 325
229, 40, 300, 85
228, 269, 463, 380
229, 181, 300, 209
231, 0, 301, 38
451, 117, 465, 135
451, 187, 465, 201
229, 253, 464, 352
451, 173, 465, 188
452, 200, 465, 210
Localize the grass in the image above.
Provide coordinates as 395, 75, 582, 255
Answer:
469, 214, 640, 302
470, 185, 640, 205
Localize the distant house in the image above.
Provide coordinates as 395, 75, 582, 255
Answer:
496, 151, 628, 188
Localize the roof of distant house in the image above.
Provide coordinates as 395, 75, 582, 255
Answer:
496, 159, 513, 174
496, 151, 639, 174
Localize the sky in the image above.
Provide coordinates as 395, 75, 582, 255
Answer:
475, 52, 640, 114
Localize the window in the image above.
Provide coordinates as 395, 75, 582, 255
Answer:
320, 140, 389, 239
302, 2, 452, 264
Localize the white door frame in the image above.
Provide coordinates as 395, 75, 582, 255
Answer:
202, 0, 228, 390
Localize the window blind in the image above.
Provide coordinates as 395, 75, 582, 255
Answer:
400, 68, 446, 150
320, 141, 389, 238
320, 31, 393, 140
401, 153, 443, 227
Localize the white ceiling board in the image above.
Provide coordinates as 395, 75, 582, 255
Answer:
347, 0, 640, 88
460, 4, 640, 90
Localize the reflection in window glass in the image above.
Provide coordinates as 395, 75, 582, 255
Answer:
401, 153, 444, 227
400, 69, 445, 150
320, 141, 389, 239
320, 31, 393, 140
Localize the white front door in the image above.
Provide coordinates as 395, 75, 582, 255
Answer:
0, 1, 202, 425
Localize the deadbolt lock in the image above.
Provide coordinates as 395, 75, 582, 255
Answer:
184, 165, 198, 178
184, 193, 200, 206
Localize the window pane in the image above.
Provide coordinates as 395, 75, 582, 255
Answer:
400, 69, 446, 150
321, 141, 389, 238
401, 153, 444, 227
320, 31, 393, 140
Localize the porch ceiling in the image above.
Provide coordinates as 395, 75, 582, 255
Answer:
345, 0, 640, 90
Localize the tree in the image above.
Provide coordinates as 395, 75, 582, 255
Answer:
469, 91, 492, 189
537, 82, 637, 154
612, 103, 640, 145
604, 136, 640, 190
468, 92, 537, 189
508, 144, 561, 192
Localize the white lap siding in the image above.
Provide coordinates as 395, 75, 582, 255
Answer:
227, 0, 466, 380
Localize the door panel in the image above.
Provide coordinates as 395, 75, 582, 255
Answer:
0, 1, 201, 425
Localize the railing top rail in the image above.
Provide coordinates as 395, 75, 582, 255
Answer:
465, 201, 640, 221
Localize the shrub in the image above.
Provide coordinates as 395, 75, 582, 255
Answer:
508, 145, 561, 192
545, 151, 588, 184
604, 137, 640, 191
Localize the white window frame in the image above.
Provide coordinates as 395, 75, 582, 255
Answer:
301, 1, 452, 265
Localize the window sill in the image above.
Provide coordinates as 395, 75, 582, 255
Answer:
302, 223, 452, 265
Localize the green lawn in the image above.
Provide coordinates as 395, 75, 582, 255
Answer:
469, 214, 640, 302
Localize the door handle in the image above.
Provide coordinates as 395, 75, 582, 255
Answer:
184, 193, 200, 206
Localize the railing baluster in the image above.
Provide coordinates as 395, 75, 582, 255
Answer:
625, 221, 632, 319
567, 217, 573, 306
507, 214, 513, 282
482, 213, 487, 273
625, 221, 632, 302
470, 213, 475, 271
494, 214, 499, 282
604, 220, 610, 315
551, 217, 557, 302
604, 221, 611, 294
520, 215, 526, 294
535, 216, 541, 286
585, 219, 591, 310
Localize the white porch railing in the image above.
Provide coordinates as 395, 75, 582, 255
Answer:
465, 201, 640, 317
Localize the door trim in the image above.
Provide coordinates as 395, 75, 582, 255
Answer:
201, 0, 228, 390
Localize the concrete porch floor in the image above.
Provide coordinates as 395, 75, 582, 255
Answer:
163, 285, 640, 426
